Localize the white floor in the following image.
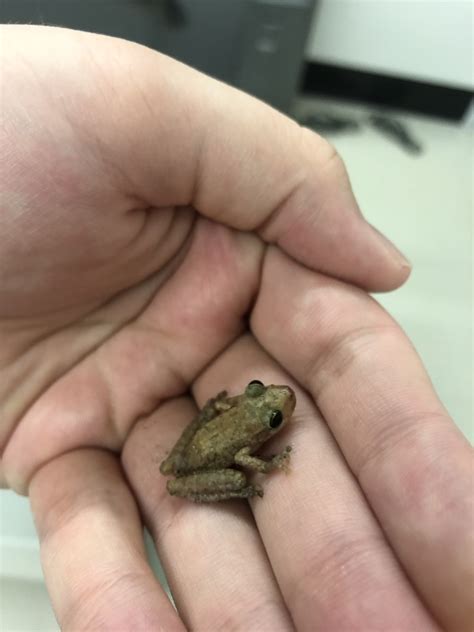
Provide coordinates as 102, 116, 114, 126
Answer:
0, 579, 58, 632
1, 96, 472, 631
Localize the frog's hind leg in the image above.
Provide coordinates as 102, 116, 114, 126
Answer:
166, 468, 263, 502
160, 391, 229, 475
187, 488, 263, 502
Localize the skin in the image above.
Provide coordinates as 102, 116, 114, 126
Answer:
1, 24, 472, 632
160, 381, 295, 501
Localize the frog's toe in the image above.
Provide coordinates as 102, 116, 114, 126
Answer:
159, 457, 173, 475
275, 449, 292, 472
234, 485, 263, 499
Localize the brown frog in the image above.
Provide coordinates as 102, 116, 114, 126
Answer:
160, 380, 296, 502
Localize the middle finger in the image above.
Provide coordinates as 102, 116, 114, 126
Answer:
193, 335, 438, 631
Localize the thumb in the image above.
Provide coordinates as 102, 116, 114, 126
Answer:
5, 25, 410, 291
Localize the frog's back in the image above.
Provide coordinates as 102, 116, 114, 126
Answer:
182, 409, 260, 471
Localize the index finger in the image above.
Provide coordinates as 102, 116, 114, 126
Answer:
2, 24, 409, 292
252, 248, 473, 631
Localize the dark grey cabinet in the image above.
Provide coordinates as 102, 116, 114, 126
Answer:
0, 0, 316, 113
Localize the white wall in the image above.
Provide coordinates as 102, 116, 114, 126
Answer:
307, 0, 473, 89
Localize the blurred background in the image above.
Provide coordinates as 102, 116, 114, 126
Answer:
0, 0, 472, 116
1, 1, 472, 629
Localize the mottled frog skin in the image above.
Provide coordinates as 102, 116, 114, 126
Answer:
160, 381, 296, 502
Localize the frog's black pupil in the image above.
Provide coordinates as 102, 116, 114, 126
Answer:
269, 410, 283, 429
248, 380, 264, 387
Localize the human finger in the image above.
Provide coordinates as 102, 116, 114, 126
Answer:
251, 248, 473, 631
29, 449, 184, 631
192, 334, 439, 631
122, 397, 295, 631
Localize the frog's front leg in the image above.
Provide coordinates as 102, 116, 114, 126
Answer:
234, 446, 292, 473
166, 469, 263, 502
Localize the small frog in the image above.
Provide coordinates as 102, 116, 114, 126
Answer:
160, 380, 296, 502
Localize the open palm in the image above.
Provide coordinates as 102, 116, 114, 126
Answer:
1, 26, 471, 631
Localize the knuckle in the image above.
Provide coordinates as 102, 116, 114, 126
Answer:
356, 409, 453, 486
309, 323, 398, 400
300, 126, 346, 175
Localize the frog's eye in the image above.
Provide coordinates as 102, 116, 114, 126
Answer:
269, 410, 283, 429
246, 380, 265, 397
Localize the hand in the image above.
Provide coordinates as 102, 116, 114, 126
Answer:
1, 25, 470, 631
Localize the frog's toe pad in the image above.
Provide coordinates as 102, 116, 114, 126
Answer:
251, 485, 264, 498
274, 445, 292, 471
